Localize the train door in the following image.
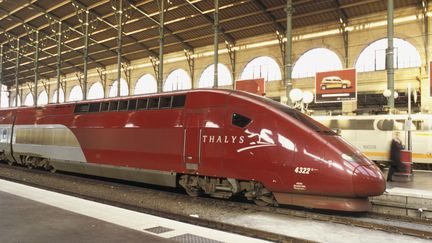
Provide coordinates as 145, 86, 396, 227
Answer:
183, 111, 203, 172
0, 115, 16, 162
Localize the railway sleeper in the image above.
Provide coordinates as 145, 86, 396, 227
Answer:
179, 174, 277, 206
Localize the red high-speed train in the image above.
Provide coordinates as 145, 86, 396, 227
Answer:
0, 89, 385, 211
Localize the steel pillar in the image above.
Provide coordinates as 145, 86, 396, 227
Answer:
116, 0, 123, 97
285, 0, 293, 106
0, 45, 3, 107
15, 39, 20, 107
33, 31, 39, 106
158, 0, 165, 92
423, 1, 429, 72
185, 49, 194, 88
83, 10, 89, 100
56, 22, 62, 103
213, 0, 219, 88
226, 42, 236, 89
386, 0, 395, 109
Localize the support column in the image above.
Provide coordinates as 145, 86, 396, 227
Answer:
423, 1, 429, 73
116, 0, 123, 97
213, 0, 219, 88
342, 25, 349, 68
386, 0, 395, 109
285, 0, 293, 106
158, 0, 165, 92
56, 22, 62, 104
0, 45, 3, 107
226, 42, 236, 89
83, 10, 89, 100
15, 39, 20, 107
34, 31, 39, 106
185, 50, 194, 88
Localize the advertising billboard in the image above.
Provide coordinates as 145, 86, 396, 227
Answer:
315, 68, 357, 103
430, 62, 432, 97
235, 78, 265, 96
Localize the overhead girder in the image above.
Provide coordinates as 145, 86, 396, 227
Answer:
27, 1, 130, 64
0, 7, 89, 74
253, 0, 285, 35
73, 0, 157, 57
185, 0, 235, 44
128, 2, 194, 52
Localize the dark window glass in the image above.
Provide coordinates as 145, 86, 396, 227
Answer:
137, 99, 148, 110
148, 98, 159, 109
109, 101, 119, 111
159, 96, 172, 109
172, 95, 186, 108
128, 99, 137, 110
74, 104, 89, 113
119, 100, 128, 111
232, 113, 252, 128
100, 102, 109, 112
89, 103, 100, 112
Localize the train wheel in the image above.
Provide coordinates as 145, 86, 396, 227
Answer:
244, 182, 276, 206
185, 187, 201, 197
253, 187, 276, 206
179, 175, 202, 197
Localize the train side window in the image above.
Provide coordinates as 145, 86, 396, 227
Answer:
172, 95, 186, 108
100, 102, 109, 112
119, 100, 128, 111
148, 98, 159, 109
232, 113, 251, 128
109, 101, 119, 111
128, 99, 137, 110
159, 96, 172, 109
75, 104, 89, 113
137, 99, 148, 110
89, 103, 100, 112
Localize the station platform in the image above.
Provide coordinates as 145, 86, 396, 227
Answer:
371, 170, 432, 218
0, 179, 268, 243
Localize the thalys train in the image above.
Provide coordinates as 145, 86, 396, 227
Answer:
0, 89, 385, 211
313, 114, 432, 165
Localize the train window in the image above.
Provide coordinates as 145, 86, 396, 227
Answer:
128, 99, 137, 110
148, 98, 159, 109
119, 100, 128, 111
109, 101, 119, 111
74, 104, 89, 113
100, 102, 109, 112
232, 113, 251, 128
159, 96, 172, 109
137, 99, 148, 110
89, 103, 100, 112
172, 95, 186, 108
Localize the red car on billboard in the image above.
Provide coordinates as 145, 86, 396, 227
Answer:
315, 69, 357, 103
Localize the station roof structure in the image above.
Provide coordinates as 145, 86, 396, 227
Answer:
0, 0, 421, 87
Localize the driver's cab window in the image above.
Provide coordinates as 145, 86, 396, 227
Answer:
232, 113, 251, 128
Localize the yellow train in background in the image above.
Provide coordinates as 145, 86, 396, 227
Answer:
313, 114, 432, 167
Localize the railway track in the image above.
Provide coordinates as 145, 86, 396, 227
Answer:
0, 163, 431, 242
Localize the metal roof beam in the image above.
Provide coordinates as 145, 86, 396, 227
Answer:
128, 1, 194, 51
334, 0, 349, 23
28, 2, 130, 63
71, 0, 157, 58
185, 0, 235, 44
253, 0, 285, 34
0, 0, 37, 21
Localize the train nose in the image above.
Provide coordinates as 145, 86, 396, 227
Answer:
352, 165, 386, 197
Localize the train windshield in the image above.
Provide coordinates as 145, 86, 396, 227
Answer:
254, 96, 336, 135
